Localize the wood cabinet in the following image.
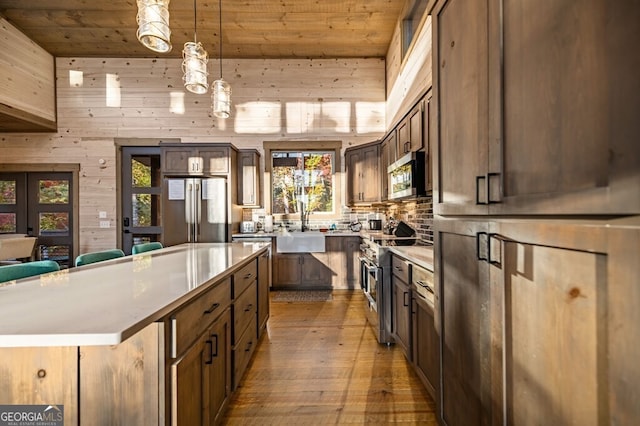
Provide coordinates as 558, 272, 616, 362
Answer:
434, 217, 640, 425
412, 285, 438, 400
273, 252, 331, 289
271, 236, 360, 290
237, 149, 261, 207
391, 255, 411, 360
432, 0, 640, 216
161, 144, 232, 175
396, 100, 424, 156
379, 134, 392, 201
232, 260, 258, 390
345, 143, 380, 205
257, 249, 270, 337
171, 308, 231, 426
433, 219, 493, 426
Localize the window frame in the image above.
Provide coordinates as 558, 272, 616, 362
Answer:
264, 141, 342, 221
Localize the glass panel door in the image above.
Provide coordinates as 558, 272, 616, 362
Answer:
0, 173, 27, 234
28, 173, 73, 268
121, 147, 162, 254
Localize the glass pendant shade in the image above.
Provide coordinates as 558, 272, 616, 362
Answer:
212, 79, 231, 118
136, 0, 172, 53
182, 41, 208, 94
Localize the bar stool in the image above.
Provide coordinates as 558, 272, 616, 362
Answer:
0, 260, 60, 284
74, 249, 125, 267
131, 242, 163, 254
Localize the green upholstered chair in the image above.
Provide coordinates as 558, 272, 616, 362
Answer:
131, 242, 163, 255
0, 260, 60, 283
74, 249, 125, 267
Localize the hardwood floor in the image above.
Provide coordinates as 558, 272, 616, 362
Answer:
223, 290, 437, 425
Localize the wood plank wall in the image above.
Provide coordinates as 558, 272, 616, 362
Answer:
385, 15, 433, 128
0, 57, 386, 254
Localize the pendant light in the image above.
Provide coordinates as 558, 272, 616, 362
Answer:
182, 0, 208, 94
136, 0, 172, 53
212, 0, 231, 118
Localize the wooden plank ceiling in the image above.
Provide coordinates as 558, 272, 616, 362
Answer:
0, 0, 406, 58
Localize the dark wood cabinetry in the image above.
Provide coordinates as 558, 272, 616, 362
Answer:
396, 101, 424, 156
232, 261, 258, 390
432, 0, 640, 216
257, 250, 270, 337
162, 144, 232, 175
345, 143, 380, 205
391, 255, 411, 360
237, 149, 261, 207
273, 253, 331, 289
412, 287, 438, 400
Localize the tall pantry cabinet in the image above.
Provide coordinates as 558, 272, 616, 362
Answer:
430, 0, 640, 425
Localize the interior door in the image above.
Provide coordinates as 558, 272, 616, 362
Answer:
121, 147, 162, 254
0, 172, 74, 268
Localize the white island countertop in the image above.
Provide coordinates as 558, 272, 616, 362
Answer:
0, 242, 270, 348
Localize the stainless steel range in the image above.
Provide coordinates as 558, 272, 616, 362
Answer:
359, 237, 393, 344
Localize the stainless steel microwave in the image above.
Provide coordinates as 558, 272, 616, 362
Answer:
387, 151, 426, 200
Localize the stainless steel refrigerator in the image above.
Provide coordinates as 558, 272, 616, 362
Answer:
162, 177, 227, 246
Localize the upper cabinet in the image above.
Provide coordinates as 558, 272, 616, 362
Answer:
161, 144, 233, 176
396, 100, 425, 156
237, 149, 262, 207
432, 0, 640, 216
346, 142, 381, 205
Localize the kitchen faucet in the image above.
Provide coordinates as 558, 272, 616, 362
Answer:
299, 201, 311, 232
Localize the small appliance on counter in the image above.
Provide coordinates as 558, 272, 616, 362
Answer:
368, 219, 382, 230
241, 221, 255, 234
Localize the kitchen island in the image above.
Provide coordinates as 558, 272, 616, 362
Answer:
0, 242, 271, 425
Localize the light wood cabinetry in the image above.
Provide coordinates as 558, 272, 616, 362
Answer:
161, 144, 232, 175
391, 255, 411, 359
237, 150, 261, 207
432, 0, 640, 216
345, 143, 380, 205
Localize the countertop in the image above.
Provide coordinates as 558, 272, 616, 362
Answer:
388, 245, 434, 271
0, 242, 270, 348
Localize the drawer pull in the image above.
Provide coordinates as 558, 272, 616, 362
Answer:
245, 341, 253, 352
244, 273, 253, 279
204, 302, 220, 315
244, 303, 254, 312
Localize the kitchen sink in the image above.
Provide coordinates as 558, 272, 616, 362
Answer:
276, 231, 325, 253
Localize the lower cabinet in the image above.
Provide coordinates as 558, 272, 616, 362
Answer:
257, 249, 270, 337
273, 253, 331, 289
391, 255, 412, 359
171, 308, 231, 426
412, 291, 439, 400
434, 217, 640, 425
232, 260, 259, 390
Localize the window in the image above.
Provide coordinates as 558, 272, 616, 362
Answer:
401, 0, 428, 60
265, 141, 341, 219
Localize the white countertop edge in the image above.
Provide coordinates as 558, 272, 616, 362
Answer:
0, 332, 124, 348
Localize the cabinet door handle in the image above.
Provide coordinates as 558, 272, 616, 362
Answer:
476, 232, 489, 261
244, 303, 254, 312
403, 291, 409, 307
475, 175, 488, 205
404, 141, 411, 152
244, 272, 253, 279
204, 302, 220, 315
205, 340, 213, 364
211, 334, 219, 358
245, 340, 253, 352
